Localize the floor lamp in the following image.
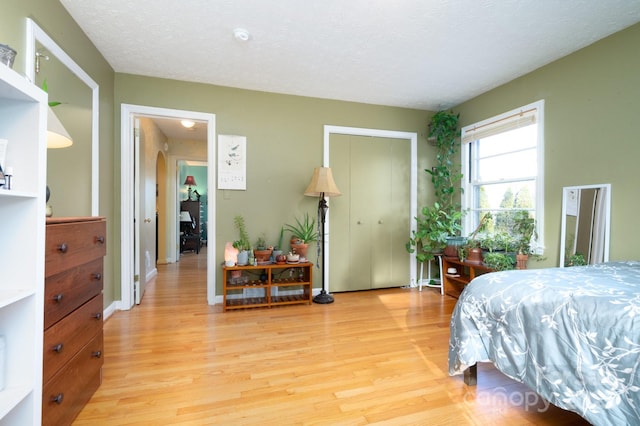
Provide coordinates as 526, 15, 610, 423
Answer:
304, 167, 341, 304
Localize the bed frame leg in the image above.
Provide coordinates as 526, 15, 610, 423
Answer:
463, 364, 477, 386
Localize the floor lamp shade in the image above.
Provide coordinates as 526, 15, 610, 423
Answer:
304, 167, 341, 197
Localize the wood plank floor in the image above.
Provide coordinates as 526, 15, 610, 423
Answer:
73, 248, 589, 425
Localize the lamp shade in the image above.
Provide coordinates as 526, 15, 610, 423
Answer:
304, 167, 341, 197
179, 211, 192, 222
47, 107, 73, 149
183, 175, 197, 186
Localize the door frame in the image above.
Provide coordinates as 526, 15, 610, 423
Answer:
324, 125, 418, 291
120, 104, 217, 309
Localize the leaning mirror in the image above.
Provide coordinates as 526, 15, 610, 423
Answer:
560, 184, 611, 267
25, 18, 99, 216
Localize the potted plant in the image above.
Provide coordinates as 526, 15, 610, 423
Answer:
513, 210, 537, 269
285, 213, 318, 259
272, 226, 286, 262
232, 215, 251, 265
408, 110, 465, 262
565, 252, 587, 267
407, 202, 463, 262
483, 252, 515, 271
253, 234, 273, 264
465, 212, 492, 263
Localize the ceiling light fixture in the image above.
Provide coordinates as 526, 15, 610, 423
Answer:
233, 28, 251, 42
181, 119, 195, 129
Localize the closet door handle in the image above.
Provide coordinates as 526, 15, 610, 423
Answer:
92, 272, 102, 281
52, 343, 64, 353
57, 243, 68, 253
53, 293, 64, 303
51, 393, 64, 404
93, 313, 102, 320
92, 350, 102, 358
96, 235, 105, 244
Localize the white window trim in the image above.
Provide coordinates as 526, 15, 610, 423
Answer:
461, 100, 545, 253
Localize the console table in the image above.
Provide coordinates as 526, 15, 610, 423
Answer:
222, 262, 313, 311
441, 257, 494, 298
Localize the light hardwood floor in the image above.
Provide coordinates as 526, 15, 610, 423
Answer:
73, 248, 588, 425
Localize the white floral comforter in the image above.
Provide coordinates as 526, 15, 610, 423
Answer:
449, 261, 640, 425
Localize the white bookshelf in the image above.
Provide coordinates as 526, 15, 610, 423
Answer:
0, 64, 47, 425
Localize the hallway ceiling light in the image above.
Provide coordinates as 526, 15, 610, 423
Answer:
180, 119, 195, 128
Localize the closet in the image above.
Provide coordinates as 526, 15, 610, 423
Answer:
329, 134, 410, 292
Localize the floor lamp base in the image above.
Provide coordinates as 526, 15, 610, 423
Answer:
313, 290, 334, 304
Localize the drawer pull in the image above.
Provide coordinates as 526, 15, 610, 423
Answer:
96, 235, 105, 244
53, 293, 64, 303
93, 313, 102, 320
51, 393, 64, 404
52, 343, 64, 353
92, 350, 102, 358
57, 243, 68, 253
93, 272, 103, 281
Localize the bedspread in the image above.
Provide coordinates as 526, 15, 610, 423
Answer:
449, 261, 640, 425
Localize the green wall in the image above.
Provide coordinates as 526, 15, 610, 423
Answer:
1, 0, 117, 304
455, 23, 640, 267
115, 74, 431, 296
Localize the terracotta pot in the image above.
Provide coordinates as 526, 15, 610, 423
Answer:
466, 247, 483, 264
253, 249, 273, 263
516, 253, 528, 270
290, 243, 309, 258
275, 254, 287, 264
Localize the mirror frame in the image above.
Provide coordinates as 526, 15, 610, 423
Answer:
25, 18, 100, 215
559, 183, 611, 267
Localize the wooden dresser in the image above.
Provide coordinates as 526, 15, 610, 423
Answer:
42, 217, 106, 425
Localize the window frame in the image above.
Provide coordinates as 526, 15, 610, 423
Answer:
460, 100, 545, 253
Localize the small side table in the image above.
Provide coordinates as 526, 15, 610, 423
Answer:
418, 254, 443, 295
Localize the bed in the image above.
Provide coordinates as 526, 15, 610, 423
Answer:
448, 261, 640, 425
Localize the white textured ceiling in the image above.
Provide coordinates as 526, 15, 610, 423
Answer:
61, 0, 640, 112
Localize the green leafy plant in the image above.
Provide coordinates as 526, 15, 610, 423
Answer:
232, 215, 251, 251
426, 110, 463, 216
276, 226, 285, 251
513, 210, 537, 255
483, 252, 516, 271
566, 253, 587, 267
285, 213, 318, 244
255, 235, 267, 250
406, 202, 463, 262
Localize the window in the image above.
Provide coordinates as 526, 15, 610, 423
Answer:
461, 100, 544, 252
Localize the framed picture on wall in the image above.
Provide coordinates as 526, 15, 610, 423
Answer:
218, 134, 246, 190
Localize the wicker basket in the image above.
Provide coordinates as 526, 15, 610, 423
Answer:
0, 44, 17, 69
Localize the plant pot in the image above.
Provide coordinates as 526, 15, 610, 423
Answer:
291, 243, 309, 259
516, 253, 528, 270
237, 250, 249, 266
444, 236, 466, 258
253, 249, 273, 263
466, 247, 483, 264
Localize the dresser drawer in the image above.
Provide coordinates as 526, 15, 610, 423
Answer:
42, 331, 103, 426
45, 219, 106, 278
44, 257, 104, 329
43, 294, 103, 383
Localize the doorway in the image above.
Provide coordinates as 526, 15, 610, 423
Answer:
120, 104, 217, 310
